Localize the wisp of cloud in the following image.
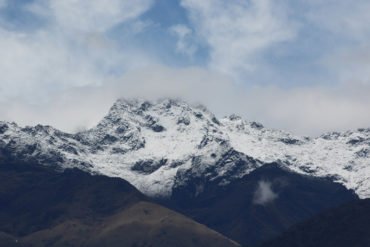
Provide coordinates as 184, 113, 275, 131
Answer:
253, 180, 278, 205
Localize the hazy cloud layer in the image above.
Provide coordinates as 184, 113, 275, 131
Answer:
2, 66, 368, 136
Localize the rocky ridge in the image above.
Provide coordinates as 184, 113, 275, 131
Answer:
0, 98, 368, 198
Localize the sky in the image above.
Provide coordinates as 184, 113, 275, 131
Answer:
0, 0, 369, 136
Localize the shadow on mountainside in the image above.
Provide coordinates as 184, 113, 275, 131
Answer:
0, 160, 238, 247
159, 163, 359, 245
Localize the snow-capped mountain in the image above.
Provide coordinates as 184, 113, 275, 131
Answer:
0, 98, 369, 198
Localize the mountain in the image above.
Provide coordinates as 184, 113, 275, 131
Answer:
0, 160, 238, 247
0, 98, 368, 199
259, 198, 370, 247
160, 163, 358, 245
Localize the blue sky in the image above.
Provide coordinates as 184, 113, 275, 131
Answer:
0, 0, 369, 135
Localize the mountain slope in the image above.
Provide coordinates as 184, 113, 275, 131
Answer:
259, 199, 370, 247
0, 98, 368, 198
161, 163, 358, 245
0, 161, 238, 247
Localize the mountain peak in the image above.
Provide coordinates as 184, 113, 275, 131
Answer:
99, 98, 221, 136
109, 98, 215, 117
0, 98, 369, 198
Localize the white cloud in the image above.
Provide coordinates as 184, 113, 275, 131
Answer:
180, 0, 297, 76
0, 27, 153, 104
1, 65, 369, 136
305, 0, 370, 41
322, 45, 370, 86
303, 0, 370, 88
117, 67, 370, 136
0, 66, 232, 132
237, 84, 370, 136
0, 0, 369, 137
253, 180, 278, 205
170, 24, 196, 56
0, 0, 155, 131
27, 0, 154, 32
0, 0, 155, 106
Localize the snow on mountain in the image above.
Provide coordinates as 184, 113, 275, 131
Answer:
223, 117, 370, 198
0, 98, 369, 198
